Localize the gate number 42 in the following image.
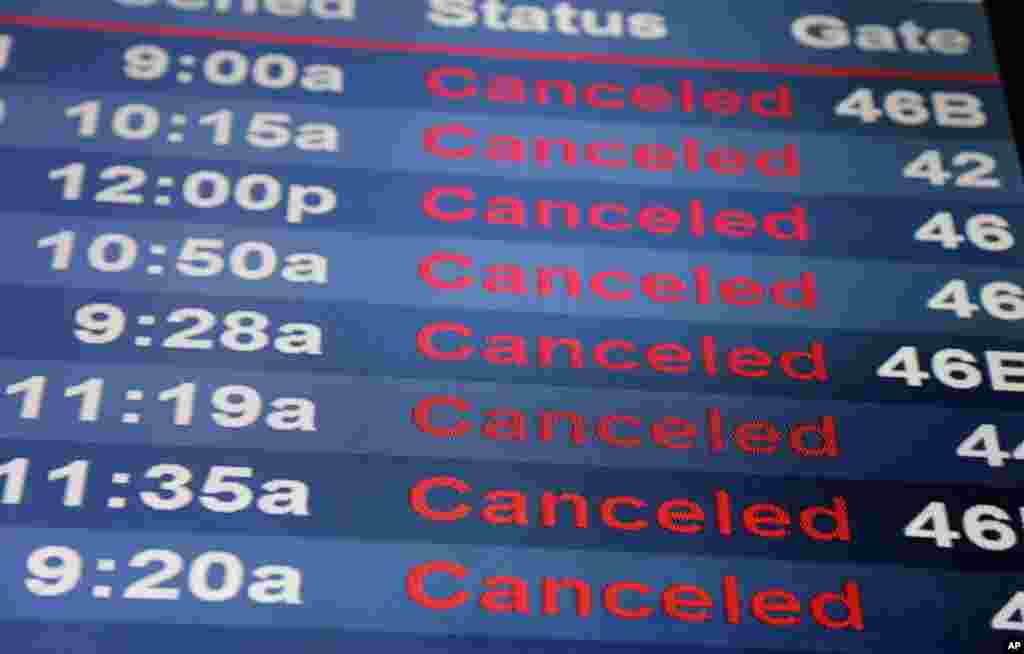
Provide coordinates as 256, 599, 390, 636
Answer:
904, 150, 1001, 189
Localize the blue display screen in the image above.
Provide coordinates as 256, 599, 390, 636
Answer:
0, 1, 1020, 652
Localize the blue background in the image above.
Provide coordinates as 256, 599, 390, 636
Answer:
0, 1, 1019, 652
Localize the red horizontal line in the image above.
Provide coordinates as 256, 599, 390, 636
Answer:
0, 14, 1003, 83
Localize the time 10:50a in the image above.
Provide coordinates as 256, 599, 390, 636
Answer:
38, 231, 329, 285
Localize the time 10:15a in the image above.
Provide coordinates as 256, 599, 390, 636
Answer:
4, 376, 317, 431
65, 101, 341, 153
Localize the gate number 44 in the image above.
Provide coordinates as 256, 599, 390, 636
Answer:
0, 36, 10, 72
994, 593, 1024, 632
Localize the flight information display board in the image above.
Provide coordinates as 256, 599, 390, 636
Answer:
0, 1, 1020, 652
